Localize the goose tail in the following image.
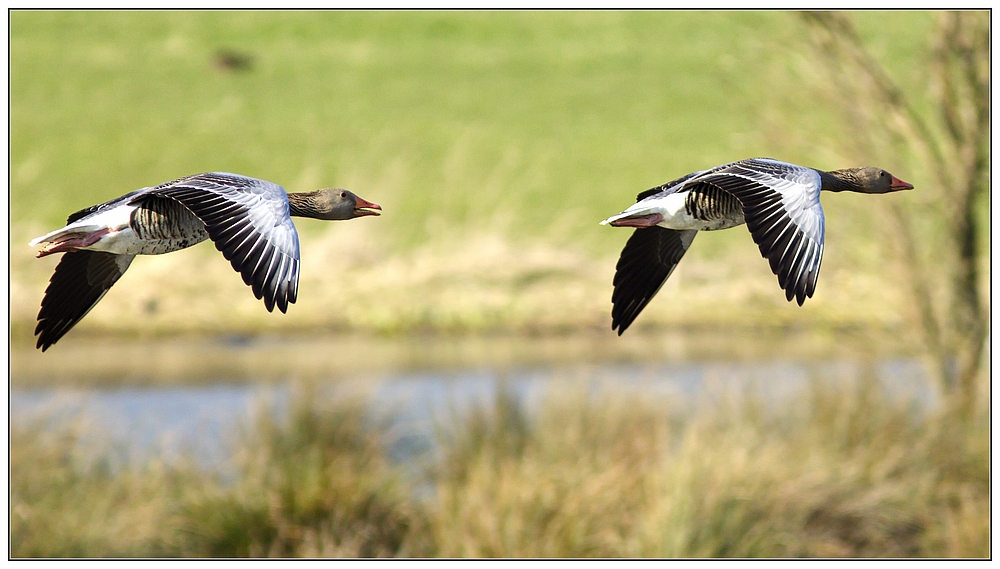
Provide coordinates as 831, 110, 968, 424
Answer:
29, 225, 75, 247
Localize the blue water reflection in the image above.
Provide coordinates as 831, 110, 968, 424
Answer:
10, 358, 935, 472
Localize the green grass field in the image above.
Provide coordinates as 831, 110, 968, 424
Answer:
11, 11, 933, 244
10, 10, 945, 344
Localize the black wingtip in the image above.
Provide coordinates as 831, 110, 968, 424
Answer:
608, 227, 697, 340
35, 319, 71, 352
611, 317, 630, 336
35, 318, 50, 351
33, 251, 135, 353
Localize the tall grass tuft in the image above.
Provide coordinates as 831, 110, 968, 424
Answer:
10, 412, 195, 557
177, 384, 428, 557
428, 385, 669, 557
425, 377, 988, 558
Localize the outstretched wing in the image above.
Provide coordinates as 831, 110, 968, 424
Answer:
146, 172, 301, 313
34, 251, 135, 351
697, 158, 826, 305
611, 227, 697, 335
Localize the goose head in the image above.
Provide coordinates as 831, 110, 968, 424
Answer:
289, 188, 382, 220
823, 167, 914, 194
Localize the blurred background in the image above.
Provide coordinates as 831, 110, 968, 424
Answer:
9, 11, 989, 557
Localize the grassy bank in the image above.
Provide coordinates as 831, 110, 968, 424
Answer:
10, 222, 919, 350
9, 327, 923, 390
10, 378, 989, 558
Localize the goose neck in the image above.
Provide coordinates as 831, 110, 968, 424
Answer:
287, 191, 321, 218
818, 169, 860, 193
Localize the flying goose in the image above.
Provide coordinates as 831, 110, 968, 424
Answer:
600, 158, 913, 335
29, 172, 382, 351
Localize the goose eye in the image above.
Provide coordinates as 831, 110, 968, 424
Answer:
340, 191, 347, 198
879, 171, 886, 177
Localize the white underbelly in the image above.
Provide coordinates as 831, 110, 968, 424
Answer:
653, 192, 745, 231
66, 202, 209, 255
657, 215, 745, 231
86, 226, 209, 255
602, 190, 747, 231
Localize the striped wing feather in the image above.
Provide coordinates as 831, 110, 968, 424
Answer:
696, 160, 825, 305
147, 173, 301, 313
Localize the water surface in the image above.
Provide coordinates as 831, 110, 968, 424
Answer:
11, 355, 935, 471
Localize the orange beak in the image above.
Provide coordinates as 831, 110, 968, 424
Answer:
889, 176, 914, 191
353, 196, 382, 217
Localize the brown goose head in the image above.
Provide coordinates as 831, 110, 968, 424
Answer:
288, 188, 382, 220
821, 167, 914, 194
